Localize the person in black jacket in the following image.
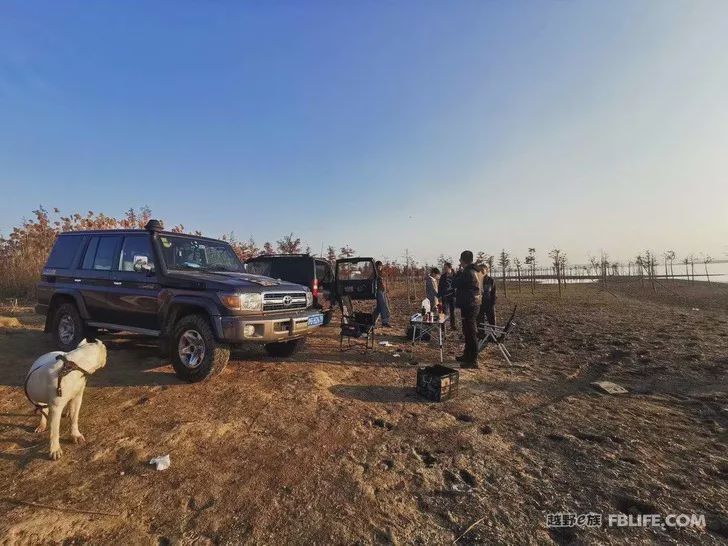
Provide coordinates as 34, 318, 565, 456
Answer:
477, 264, 497, 331
438, 262, 457, 330
453, 250, 483, 368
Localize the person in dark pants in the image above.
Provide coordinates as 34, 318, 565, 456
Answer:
477, 264, 497, 332
438, 261, 457, 330
453, 250, 483, 368
371, 260, 391, 327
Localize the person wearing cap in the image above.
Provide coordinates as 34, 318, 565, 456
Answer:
453, 250, 483, 368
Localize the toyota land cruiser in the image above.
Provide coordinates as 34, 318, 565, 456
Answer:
36, 220, 323, 382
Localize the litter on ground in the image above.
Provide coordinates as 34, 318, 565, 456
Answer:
591, 381, 629, 395
149, 454, 171, 471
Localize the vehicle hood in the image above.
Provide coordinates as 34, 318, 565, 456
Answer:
163, 270, 307, 292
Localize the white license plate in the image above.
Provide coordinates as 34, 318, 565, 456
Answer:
308, 313, 324, 327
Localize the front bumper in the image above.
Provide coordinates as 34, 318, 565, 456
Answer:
214, 309, 323, 344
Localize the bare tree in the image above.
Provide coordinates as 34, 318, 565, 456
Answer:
262, 242, 275, 255
498, 249, 510, 297
589, 256, 600, 278
644, 251, 657, 292
277, 233, 302, 254
513, 257, 522, 293
486, 254, 495, 275
326, 246, 337, 264
549, 248, 564, 297
704, 255, 713, 286
339, 245, 355, 258
525, 248, 536, 294
666, 250, 676, 279
635, 254, 645, 288
437, 253, 453, 269
600, 253, 610, 288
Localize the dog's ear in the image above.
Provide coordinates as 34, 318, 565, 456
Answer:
78, 338, 88, 346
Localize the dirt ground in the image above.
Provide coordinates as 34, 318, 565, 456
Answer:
0, 280, 727, 545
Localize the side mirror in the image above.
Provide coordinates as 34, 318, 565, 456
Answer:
133, 259, 155, 275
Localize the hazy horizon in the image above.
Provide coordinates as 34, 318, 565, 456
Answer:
1, 1, 727, 266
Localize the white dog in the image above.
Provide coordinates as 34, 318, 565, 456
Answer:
24, 339, 107, 460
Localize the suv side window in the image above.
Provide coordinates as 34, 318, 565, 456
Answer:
81, 236, 121, 271
46, 235, 85, 269
81, 237, 99, 269
119, 236, 154, 273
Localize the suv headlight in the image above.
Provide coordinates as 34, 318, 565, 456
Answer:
219, 292, 263, 312
306, 290, 313, 307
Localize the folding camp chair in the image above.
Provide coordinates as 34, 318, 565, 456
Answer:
334, 258, 379, 354
478, 305, 517, 366
339, 298, 376, 353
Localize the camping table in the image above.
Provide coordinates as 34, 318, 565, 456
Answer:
410, 313, 448, 363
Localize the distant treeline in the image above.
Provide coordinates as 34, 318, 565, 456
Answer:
0, 206, 720, 300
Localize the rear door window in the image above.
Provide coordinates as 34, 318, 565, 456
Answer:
81, 237, 99, 269
94, 237, 121, 270
46, 235, 85, 269
81, 236, 121, 271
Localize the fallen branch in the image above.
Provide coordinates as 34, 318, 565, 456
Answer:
0, 498, 121, 517
453, 516, 485, 543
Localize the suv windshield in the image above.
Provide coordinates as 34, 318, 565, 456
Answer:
158, 235, 244, 272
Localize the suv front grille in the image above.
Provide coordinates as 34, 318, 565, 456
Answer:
263, 292, 308, 312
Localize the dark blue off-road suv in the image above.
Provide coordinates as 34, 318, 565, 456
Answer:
36, 220, 323, 382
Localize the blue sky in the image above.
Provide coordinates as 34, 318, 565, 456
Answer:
1, 1, 727, 265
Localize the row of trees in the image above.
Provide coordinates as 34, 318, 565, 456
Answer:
221, 232, 356, 263
0, 206, 719, 299
431, 247, 718, 298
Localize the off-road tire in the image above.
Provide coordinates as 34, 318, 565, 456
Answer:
52, 302, 85, 351
171, 314, 230, 382
264, 338, 306, 358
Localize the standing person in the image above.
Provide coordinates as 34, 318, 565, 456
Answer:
371, 260, 392, 328
438, 262, 457, 330
425, 267, 440, 311
477, 264, 497, 330
453, 250, 483, 368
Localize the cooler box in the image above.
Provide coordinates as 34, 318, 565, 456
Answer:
416, 365, 459, 402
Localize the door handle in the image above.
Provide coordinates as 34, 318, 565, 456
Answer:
113, 281, 122, 286
74, 279, 82, 283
